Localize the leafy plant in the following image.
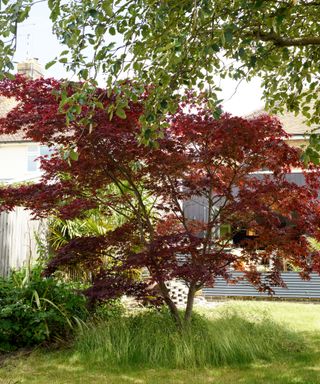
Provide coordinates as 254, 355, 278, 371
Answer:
0, 265, 88, 352
90, 299, 125, 322
48, 209, 124, 251
48, 214, 109, 252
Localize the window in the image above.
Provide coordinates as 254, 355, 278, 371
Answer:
27, 145, 52, 172
27, 145, 39, 172
40, 145, 51, 157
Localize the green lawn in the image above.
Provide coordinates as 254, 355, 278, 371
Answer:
1, 301, 320, 384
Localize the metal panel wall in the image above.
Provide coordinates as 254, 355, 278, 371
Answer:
183, 195, 209, 223
203, 272, 320, 299
183, 173, 309, 223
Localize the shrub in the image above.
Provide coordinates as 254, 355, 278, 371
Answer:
90, 299, 125, 321
0, 265, 88, 352
74, 308, 303, 368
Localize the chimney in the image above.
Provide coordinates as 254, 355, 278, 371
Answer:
17, 58, 44, 79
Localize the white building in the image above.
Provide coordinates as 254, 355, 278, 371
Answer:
0, 59, 47, 276
0, 59, 47, 184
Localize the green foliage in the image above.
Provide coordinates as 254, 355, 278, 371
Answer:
48, 209, 124, 251
47, 183, 156, 252
0, 265, 88, 352
308, 237, 320, 251
1, 1, 320, 148
91, 300, 125, 321
75, 308, 302, 368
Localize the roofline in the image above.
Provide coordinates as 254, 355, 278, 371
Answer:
289, 134, 310, 139
0, 139, 34, 144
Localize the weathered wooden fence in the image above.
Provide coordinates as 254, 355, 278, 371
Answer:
0, 207, 46, 277
203, 272, 320, 300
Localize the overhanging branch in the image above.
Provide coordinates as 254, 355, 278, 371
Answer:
256, 31, 320, 47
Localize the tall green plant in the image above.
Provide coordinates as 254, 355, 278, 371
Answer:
0, 265, 88, 352
48, 213, 114, 251
75, 308, 303, 368
48, 183, 156, 251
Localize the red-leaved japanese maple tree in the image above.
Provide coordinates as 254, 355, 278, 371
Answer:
1, 76, 320, 326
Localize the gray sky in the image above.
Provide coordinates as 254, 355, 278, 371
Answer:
13, 2, 264, 116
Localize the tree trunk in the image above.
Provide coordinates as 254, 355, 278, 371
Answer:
184, 283, 196, 324
158, 280, 182, 327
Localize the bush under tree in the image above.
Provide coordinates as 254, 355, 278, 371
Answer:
0, 265, 88, 351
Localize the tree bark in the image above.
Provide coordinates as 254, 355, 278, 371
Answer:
158, 280, 182, 327
256, 31, 320, 47
184, 283, 196, 324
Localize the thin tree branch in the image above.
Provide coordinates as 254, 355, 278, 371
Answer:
256, 31, 320, 47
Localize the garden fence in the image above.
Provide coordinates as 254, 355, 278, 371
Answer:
0, 207, 46, 277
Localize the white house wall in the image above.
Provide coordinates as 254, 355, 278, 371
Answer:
0, 142, 41, 183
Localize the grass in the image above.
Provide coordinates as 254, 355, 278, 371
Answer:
74, 307, 302, 368
1, 301, 320, 383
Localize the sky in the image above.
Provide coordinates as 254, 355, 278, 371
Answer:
13, 2, 264, 116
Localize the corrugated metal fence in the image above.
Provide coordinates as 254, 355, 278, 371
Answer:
203, 272, 320, 299
0, 207, 45, 277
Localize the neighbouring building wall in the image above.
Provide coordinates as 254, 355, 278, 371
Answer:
17, 58, 43, 80
0, 59, 47, 276
286, 138, 308, 149
0, 143, 35, 182
0, 143, 49, 183
0, 59, 45, 184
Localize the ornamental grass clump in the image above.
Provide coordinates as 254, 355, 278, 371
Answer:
74, 308, 303, 368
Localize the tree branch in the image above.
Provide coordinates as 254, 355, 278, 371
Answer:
256, 31, 320, 47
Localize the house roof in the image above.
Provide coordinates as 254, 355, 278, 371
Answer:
0, 96, 31, 143
249, 108, 318, 136
0, 96, 16, 116
277, 111, 317, 136
0, 93, 317, 143
0, 132, 32, 143
0, 60, 45, 145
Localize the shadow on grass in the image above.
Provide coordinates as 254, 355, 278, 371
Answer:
1, 306, 320, 384
1, 339, 320, 384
